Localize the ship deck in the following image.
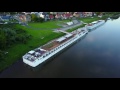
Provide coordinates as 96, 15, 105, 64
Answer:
41, 34, 75, 51
23, 29, 85, 62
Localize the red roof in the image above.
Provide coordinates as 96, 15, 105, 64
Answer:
65, 13, 71, 18
49, 15, 54, 19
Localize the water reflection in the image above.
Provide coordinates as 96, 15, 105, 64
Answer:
29, 34, 87, 72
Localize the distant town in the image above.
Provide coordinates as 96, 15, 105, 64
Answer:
0, 12, 103, 24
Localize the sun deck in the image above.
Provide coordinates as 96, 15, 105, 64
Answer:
23, 48, 47, 62
23, 29, 86, 62
42, 34, 73, 51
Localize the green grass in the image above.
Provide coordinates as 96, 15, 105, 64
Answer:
66, 24, 86, 32
79, 16, 108, 23
79, 16, 101, 23
0, 24, 65, 72
28, 19, 71, 29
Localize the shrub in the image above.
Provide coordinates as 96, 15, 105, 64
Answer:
34, 17, 44, 23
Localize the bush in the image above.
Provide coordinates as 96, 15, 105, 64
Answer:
31, 14, 37, 21
15, 28, 26, 34
0, 50, 5, 61
34, 17, 44, 23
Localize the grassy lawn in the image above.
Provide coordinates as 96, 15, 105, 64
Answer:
79, 16, 108, 23
66, 24, 86, 32
79, 16, 101, 23
28, 19, 71, 29
0, 24, 65, 72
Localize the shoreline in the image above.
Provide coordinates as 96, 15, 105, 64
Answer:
0, 16, 109, 72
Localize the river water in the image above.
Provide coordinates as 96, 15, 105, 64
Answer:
0, 18, 120, 78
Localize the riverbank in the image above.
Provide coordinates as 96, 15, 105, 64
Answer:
66, 16, 109, 32
0, 15, 109, 72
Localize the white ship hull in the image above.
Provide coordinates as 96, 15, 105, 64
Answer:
23, 31, 88, 67
87, 20, 105, 30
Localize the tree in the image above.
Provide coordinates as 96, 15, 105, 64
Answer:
0, 50, 4, 61
53, 12, 57, 19
31, 14, 38, 21
0, 29, 6, 49
96, 12, 101, 16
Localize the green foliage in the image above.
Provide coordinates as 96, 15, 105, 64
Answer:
96, 12, 101, 16
31, 14, 38, 21
31, 14, 45, 23
0, 29, 6, 49
0, 24, 32, 50
34, 17, 44, 22
0, 50, 5, 61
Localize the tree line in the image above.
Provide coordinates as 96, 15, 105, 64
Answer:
0, 24, 32, 60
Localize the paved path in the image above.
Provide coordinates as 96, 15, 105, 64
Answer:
58, 30, 70, 34
53, 22, 83, 31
